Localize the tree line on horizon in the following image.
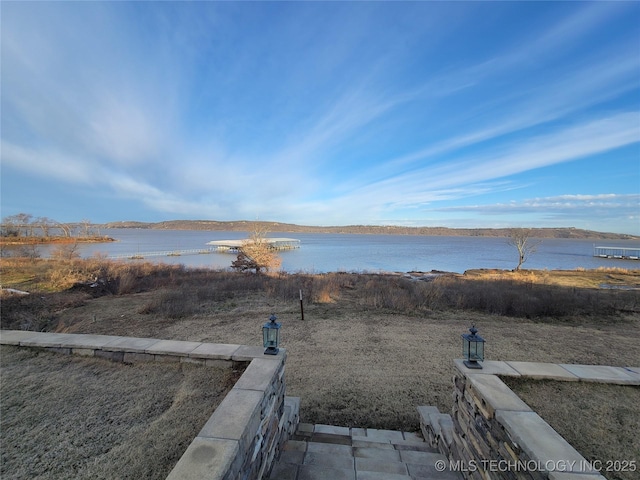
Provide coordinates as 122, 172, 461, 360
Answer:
100, 219, 636, 239
1, 213, 103, 239
2, 212, 636, 242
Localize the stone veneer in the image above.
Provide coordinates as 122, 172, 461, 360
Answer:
0, 330, 300, 480
420, 359, 639, 480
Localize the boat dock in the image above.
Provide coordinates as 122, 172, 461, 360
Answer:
109, 248, 217, 260
108, 238, 301, 260
206, 238, 300, 252
593, 246, 640, 260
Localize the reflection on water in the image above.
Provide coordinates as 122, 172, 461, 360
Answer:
20, 229, 640, 274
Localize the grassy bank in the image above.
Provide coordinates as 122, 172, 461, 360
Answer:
2, 258, 639, 329
0, 235, 115, 245
1, 257, 638, 478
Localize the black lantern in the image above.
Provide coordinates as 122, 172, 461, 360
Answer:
461, 325, 485, 369
263, 314, 281, 355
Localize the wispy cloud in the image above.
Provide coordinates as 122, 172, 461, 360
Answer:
1, 2, 638, 234
438, 194, 639, 215
325, 112, 639, 211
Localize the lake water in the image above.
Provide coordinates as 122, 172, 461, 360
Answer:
43, 229, 640, 274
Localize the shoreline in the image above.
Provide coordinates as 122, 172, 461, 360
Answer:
0, 236, 116, 246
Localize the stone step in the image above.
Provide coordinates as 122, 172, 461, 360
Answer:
268, 423, 463, 480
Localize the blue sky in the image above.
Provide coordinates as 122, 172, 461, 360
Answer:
1, 2, 639, 235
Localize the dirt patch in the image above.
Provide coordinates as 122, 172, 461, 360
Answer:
504, 379, 640, 480
0, 346, 239, 480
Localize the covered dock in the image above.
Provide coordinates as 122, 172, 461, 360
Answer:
593, 246, 640, 260
206, 238, 300, 252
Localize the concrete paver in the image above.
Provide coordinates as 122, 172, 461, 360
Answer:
279, 450, 305, 465
356, 472, 411, 480
233, 358, 282, 392
102, 336, 162, 353
166, 437, 238, 480
146, 339, 201, 356
304, 452, 355, 470
406, 462, 465, 479
306, 442, 353, 456
399, 449, 447, 466
355, 457, 407, 475
351, 439, 395, 449
495, 411, 594, 473
548, 472, 608, 480
189, 342, 241, 360
311, 432, 352, 445
283, 440, 308, 452
315, 424, 351, 436
506, 361, 579, 381
198, 389, 262, 442
269, 423, 454, 480
466, 374, 532, 417
454, 359, 521, 376
0, 330, 46, 345
560, 364, 639, 385
353, 446, 401, 461
297, 465, 356, 480
268, 461, 298, 480
364, 428, 404, 443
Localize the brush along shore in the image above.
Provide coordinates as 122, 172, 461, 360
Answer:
1, 258, 638, 479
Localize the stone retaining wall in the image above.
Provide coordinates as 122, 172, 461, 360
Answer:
420, 360, 639, 480
0, 330, 300, 480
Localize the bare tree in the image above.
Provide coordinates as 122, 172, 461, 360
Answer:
36, 217, 54, 238
231, 227, 282, 274
80, 219, 92, 237
57, 222, 72, 238
2, 213, 33, 237
1, 214, 21, 237
16, 213, 34, 236
507, 228, 541, 271
52, 241, 81, 260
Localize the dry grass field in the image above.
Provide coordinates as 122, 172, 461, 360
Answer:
504, 379, 639, 480
1, 258, 639, 478
0, 346, 239, 480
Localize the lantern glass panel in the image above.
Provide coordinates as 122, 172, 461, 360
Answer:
264, 327, 279, 348
469, 341, 484, 361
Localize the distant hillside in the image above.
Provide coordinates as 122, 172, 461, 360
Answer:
100, 220, 638, 240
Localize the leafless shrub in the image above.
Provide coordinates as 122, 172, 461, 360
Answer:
51, 242, 81, 260
139, 288, 199, 319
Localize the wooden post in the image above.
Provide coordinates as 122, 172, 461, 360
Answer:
299, 289, 304, 321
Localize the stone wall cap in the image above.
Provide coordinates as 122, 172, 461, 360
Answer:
166, 437, 239, 480
145, 339, 202, 356
548, 472, 608, 480
506, 361, 580, 381
190, 343, 242, 360
198, 388, 263, 440
232, 358, 282, 392
559, 364, 640, 385
0, 330, 48, 345
13, 332, 78, 348
57, 334, 123, 349
467, 374, 532, 416
232, 345, 286, 361
454, 359, 520, 376
101, 336, 163, 353
495, 410, 593, 473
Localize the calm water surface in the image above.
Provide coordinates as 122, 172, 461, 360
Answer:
57, 229, 640, 274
